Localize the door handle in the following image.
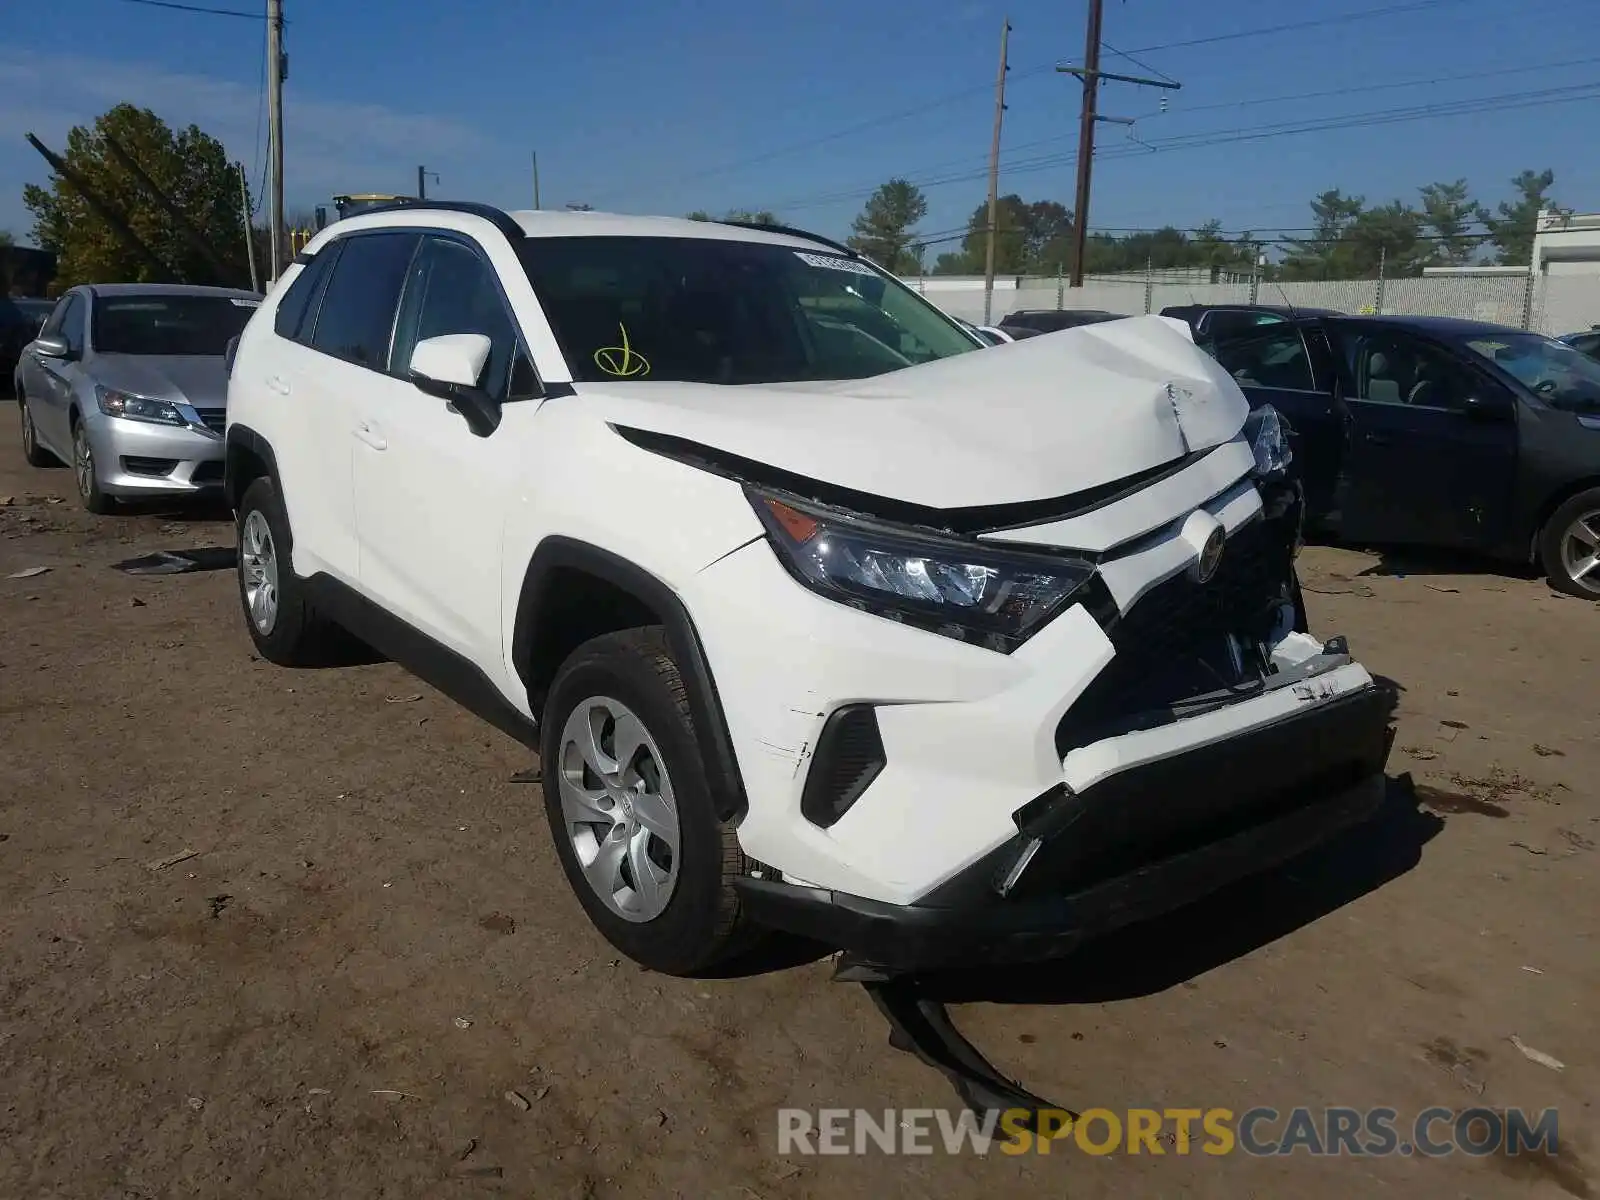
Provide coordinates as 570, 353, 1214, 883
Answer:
353, 420, 387, 451
265, 374, 291, 395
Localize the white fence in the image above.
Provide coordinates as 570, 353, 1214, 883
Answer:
906, 269, 1599, 336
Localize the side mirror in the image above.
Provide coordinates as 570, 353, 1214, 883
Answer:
33, 333, 71, 359
1460, 394, 1513, 421
407, 333, 500, 437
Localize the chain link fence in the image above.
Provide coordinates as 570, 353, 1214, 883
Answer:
906, 266, 1593, 336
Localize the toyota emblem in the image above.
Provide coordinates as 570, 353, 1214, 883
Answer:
1195, 526, 1226, 583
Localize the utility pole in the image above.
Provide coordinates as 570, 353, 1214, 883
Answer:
417, 165, 439, 200
982, 16, 1011, 326
239, 164, 260, 292
266, 0, 286, 283
1058, 1, 1180, 287
532, 151, 541, 210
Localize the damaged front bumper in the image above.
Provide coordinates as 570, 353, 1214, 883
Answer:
734, 671, 1396, 971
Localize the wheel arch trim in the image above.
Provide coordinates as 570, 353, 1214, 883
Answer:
513, 536, 749, 823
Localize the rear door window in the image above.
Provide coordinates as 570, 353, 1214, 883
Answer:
308, 232, 420, 370
274, 243, 342, 343
1210, 325, 1317, 391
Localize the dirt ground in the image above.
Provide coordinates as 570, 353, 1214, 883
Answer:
1, 416, 1595, 1200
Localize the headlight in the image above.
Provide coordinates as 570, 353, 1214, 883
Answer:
95, 385, 186, 426
1242, 403, 1293, 479
747, 488, 1094, 652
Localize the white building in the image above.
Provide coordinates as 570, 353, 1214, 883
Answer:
1531, 209, 1600, 335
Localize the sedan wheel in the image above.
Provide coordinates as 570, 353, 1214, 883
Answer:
557, 695, 681, 923
1558, 508, 1600, 596
72, 423, 114, 514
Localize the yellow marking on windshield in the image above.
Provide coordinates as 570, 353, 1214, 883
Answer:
594, 323, 651, 378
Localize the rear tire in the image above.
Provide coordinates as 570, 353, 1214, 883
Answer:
538, 627, 760, 976
1538, 488, 1600, 600
236, 475, 337, 664
18, 395, 55, 467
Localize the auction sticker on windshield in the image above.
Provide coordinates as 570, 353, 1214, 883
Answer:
795, 251, 877, 276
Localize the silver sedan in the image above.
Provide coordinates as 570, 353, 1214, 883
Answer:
13, 283, 261, 512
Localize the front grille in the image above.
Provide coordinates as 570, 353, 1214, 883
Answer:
194, 408, 227, 434
1056, 515, 1294, 753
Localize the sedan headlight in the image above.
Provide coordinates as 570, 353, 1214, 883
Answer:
95, 385, 186, 426
747, 488, 1094, 652
1242, 403, 1293, 479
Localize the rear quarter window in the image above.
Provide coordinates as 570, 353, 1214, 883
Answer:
272, 243, 342, 342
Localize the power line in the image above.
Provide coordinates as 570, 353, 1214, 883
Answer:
1117, 0, 1465, 56
767, 53, 1600, 214
113, 0, 265, 17
613, 0, 1516, 207
1100, 40, 1178, 86
768, 81, 1600, 213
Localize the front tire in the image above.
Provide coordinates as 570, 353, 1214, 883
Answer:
18, 395, 55, 467
71, 419, 115, 514
236, 475, 335, 664
539, 627, 758, 975
1538, 488, 1600, 600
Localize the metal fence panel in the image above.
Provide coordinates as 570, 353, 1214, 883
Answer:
903, 269, 1600, 335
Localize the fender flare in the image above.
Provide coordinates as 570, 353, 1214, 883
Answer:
225, 424, 282, 527
513, 536, 748, 823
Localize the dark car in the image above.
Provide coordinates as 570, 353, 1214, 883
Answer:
1204, 313, 1600, 597
1557, 326, 1600, 361
998, 308, 1126, 337
1161, 303, 1343, 344
1, 297, 53, 396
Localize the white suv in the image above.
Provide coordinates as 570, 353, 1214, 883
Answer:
225, 202, 1395, 977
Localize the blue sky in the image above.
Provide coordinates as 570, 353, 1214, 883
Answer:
3, 0, 1598, 255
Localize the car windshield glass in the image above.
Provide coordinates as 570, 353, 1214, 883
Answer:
518, 235, 979, 384
1461, 332, 1600, 411
92, 294, 258, 356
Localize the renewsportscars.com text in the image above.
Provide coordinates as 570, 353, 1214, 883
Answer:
776, 1106, 1561, 1157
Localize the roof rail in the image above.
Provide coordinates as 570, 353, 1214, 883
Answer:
343, 199, 526, 245
717, 219, 858, 258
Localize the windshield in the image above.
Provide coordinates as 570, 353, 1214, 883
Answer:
92, 294, 258, 356
1461, 332, 1600, 412
518, 236, 979, 384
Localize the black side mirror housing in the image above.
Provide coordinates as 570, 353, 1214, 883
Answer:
408, 371, 502, 438
1461, 394, 1514, 421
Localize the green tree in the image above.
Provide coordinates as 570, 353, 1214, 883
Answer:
686, 208, 779, 224
1344, 201, 1432, 277
847, 179, 927, 273
22, 104, 250, 288
1417, 179, 1481, 266
1280, 189, 1365, 280
949, 195, 1075, 276
1482, 168, 1556, 265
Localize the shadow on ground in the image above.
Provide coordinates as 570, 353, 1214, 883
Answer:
1308, 537, 1540, 583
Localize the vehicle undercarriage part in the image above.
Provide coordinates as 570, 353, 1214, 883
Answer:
836, 956, 1071, 1129
112, 548, 238, 575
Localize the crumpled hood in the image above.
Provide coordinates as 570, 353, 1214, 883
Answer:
580, 314, 1250, 508
92, 354, 229, 410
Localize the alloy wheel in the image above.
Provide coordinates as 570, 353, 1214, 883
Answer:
73, 426, 94, 500
1559, 508, 1600, 596
20, 402, 35, 457
239, 509, 280, 634
558, 696, 681, 923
